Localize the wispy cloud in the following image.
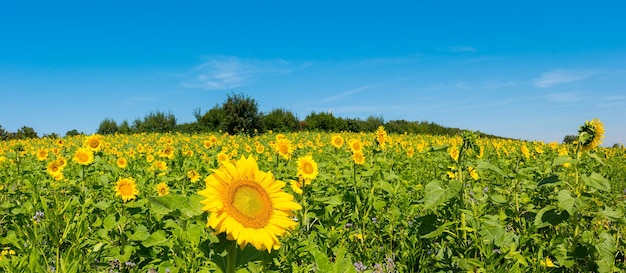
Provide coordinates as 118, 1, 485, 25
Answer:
533, 69, 595, 88
544, 92, 583, 103
322, 85, 372, 102
121, 95, 158, 105
435, 45, 477, 53
182, 56, 291, 90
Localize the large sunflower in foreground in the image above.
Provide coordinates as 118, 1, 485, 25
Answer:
578, 118, 605, 152
199, 156, 302, 251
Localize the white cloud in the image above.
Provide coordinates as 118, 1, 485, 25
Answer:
182, 56, 291, 90
544, 92, 583, 103
533, 69, 595, 88
322, 85, 372, 102
435, 45, 477, 53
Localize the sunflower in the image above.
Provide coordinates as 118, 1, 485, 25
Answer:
155, 182, 169, 196
115, 177, 139, 202
273, 138, 293, 160
448, 146, 459, 162
116, 157, 128, 168
85, 134, 104, 152
351, 151, 366, 165
468, 166, 479, 181
36, 149, 48, 161
375, 126, 387, 149
187, 169, 201, 183
198, 156, 301, 251
349, 139, 363, 153
520, 144, 530, 159
330, 134, 344, 149
46, 160, 63, 177
290, 179, 304, 194
73, 147, 94, 165
159, 146, 175, 159
297, 155, 319, 182
578, 118, 605, 152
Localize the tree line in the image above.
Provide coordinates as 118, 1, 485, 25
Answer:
1, 93, 502, 140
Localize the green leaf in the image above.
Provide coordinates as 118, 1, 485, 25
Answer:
557, 190, 577, 216
142, 230, 169, 247
422, 180, 462, 210
128, 225, 150, 241
552, 156, 577, 167
538, 175, 560, 187
311, 248, 332, 272
375, 180, 394, 194
534, 206, 569, 228
476, 160, 505, 177
601, 206, 626, 224
420, 221, 455, 239
148, 196, 174, 215
588, 153, 605, 165
316, 195, 343, 206
103, 214, 117, 231
595, 232, 617, 273
490, 194, 507, 204
582, 172, 610, 192
93, 201, 111, 210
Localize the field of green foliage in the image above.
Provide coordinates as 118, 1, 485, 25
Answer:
1, 122, 625, 272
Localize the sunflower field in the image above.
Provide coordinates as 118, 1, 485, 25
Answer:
1, 120, 626, 273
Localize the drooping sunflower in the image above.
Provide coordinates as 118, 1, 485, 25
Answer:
296, 155, 319, 182
115, 177, 139, 202
578, 118, 605, 152
73, 147, 94, 165
198, 156, 301, 251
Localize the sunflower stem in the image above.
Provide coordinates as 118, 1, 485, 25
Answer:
226, 240, 238, 273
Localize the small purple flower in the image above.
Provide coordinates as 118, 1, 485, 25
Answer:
345, 222, 353, 228
492, 248, 501, 254
33, 211, 44, 223
483, 186, 489, 193
371, 217, 377, 223
353, 261, 367, 272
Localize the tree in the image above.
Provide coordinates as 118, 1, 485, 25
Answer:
198, 105, 225, 131
563, 135, 577, 144
16, 126, 38, 139
220, 93, 263, 135
65, 129, 82, 137
43, 133, 60, 139
262, 108, 299, 132
304, 111, 339, 131
97, 118, 119, 135
133, 111, 176, 133
118, 120, 132, 134
0, 124, 7, 141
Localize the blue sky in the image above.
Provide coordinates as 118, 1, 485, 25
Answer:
1, 0, 625, 145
